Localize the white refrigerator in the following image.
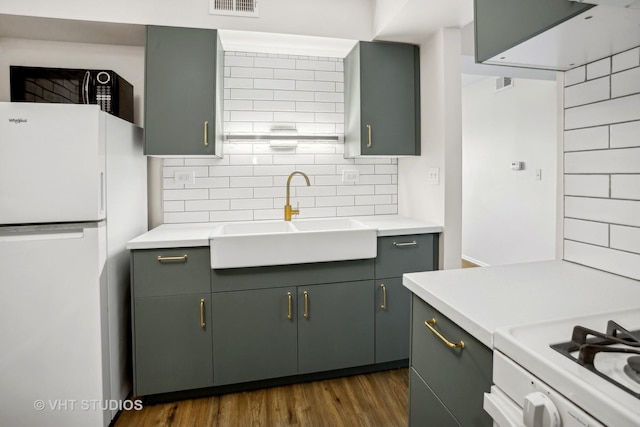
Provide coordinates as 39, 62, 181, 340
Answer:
0, 103, 147, 427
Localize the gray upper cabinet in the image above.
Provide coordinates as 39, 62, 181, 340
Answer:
144, 25, 224, 156
473, 0, 635, 71
344, 41, 420, 157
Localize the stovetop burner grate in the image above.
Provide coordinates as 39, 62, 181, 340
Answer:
551, 320, 640, 399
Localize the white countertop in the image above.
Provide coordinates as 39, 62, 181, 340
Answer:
403, 260, 640, 348
126, 215, 442, 250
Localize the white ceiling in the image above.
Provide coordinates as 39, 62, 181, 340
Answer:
0, 2, 476, 57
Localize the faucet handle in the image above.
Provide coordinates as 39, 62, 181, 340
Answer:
294, 202, 300, 216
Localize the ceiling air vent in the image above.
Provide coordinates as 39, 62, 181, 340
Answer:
495, 77, 514, 92
209, 0, 259, 17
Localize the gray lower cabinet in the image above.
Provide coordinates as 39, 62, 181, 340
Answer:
211, 287, 298, 386
375, 278, 411, 363
298, 280, 374, 374
409, 368, 460, 427
409, 295, 492, 427
134, 294, 213, 396
374, 234, 439, 363
131, 247, 212, 396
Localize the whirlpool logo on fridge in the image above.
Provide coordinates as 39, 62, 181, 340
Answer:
8, 118, 28, 124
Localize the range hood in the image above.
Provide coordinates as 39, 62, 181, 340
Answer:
475, 0, 640, 71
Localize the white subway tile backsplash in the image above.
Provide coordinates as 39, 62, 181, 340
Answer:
587, 58, 611, 80
254, 79, 296, 90
564, 174, 609, 197
253, 100, 296, 112
274, 69, 315, 80
565, 66, 586, 86
163, 189, 208, 200
338, 206, 375, 216
565, 196, 640, 227
564, 240, 640, 280
566, 148, 640, 174
610, 225, 640, 254
296, 59, 336, 71
273, 90, 315, 101
565, 94, 640, 129
296, 80, 336, 92
612, 47, 640, 73
611, 174, 640, 200
564, 77, 610, 108
185, 199, 230, 211
564, 218, 609, 246
164, 211, 210, 223
163, 51, 397, 224
610, 121, 640, 148
254, 57, 296, 69
611, 66, 640, 98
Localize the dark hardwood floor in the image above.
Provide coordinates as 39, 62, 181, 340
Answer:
115, 368, 409, 427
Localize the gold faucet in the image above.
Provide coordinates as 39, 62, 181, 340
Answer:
284, 170, 310, 221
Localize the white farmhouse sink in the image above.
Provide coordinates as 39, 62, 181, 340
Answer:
209, 218, 377, 269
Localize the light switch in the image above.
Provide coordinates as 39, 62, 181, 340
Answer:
427, 167, 440, 185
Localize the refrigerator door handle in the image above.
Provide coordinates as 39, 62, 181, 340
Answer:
0, 230, 84, 242
82, 71, 91, 104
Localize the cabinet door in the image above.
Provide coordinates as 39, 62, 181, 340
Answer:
145, 25, 220, 156
375, 278, 410, 363
298, 280, 374, 374
411, 296, 493, 427
211, 287, 298, 386
133, 293, 213, 396
409, 368, 461, 427
359, 41, 420, 156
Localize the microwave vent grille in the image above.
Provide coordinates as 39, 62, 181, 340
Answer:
210, 0, 259, 17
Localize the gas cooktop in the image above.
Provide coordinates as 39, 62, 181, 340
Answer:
551, 320, 640, 399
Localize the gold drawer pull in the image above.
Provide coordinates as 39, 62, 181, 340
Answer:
380, 284, 387, 310
157, 254, 188, 263
287, 292, 293, 320
424, 318, 464, 349
393, 241, 417, 247
200, 299, 206, 329
204, 121, 209, 147
303, 291, 309, 319
366, 124, 372, 148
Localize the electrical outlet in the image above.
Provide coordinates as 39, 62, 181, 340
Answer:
427, 167, 440, 185
174, 170, 196, 185
342, 170, 360, 184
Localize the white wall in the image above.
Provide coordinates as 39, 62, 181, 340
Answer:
0, 0, 373, 41
562, 47, 640, 281
398, 28, 462, 270
461, 77, 558, 266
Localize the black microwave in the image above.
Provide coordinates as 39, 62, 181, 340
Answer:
10, 66, 134, 123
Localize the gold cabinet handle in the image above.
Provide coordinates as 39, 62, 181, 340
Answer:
424, 318, 464, 349
303, 291, 309, 319
380, 284, 387, 310
393, 241, 417, 247
200, 299, 206, 329
366, 124, 372, 148
287, 292, 293, 320
204, 121, 209, 147
157, 254, 188, 263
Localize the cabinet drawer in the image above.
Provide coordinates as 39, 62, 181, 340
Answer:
375, 234, 437, 279
132, 247, 211, 297
410, 295, 492, 427
409, 368, 460, 427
